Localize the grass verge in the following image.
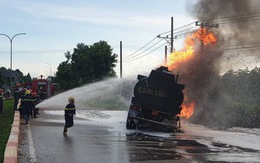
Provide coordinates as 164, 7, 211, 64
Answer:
0, 98, 14, 163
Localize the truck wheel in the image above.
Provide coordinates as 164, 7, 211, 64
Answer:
126, 118, 131, 129
167, 126, 176, 133
136, 121, 140, 130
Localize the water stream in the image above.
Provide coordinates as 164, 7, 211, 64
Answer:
36, 77, 136, 111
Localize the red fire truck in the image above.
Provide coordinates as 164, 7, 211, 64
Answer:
22, 75, 56, 100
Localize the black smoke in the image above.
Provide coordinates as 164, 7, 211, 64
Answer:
176, 0, 260, 127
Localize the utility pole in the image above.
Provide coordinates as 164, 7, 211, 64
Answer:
195, 21, 219, 29
46, 62, 52, 77
171, 17, 174, 53
164, 46, 167, 65
195, 21, 218, 52
120, 41, 122, 78
157, 17, 176, 55
0, 33, 26, 89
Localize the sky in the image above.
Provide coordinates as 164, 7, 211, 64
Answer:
0, 0, 196, 78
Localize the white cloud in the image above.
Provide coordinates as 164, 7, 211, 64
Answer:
12, 1, 195, 29
1, 1, 197, 78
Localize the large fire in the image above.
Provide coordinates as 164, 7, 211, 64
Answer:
180, 101, 195, 119
167, 27, 217, 119
167, 28, 217, 70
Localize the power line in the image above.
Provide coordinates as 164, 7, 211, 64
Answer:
122, 37, 157, 60
0, 49, 72, 55
124, 41, 167, 63
166, 13, 260, 40
123, 39, 164, 61
222, 44, 260, 50
200, 13, 260, 25
123, 21, 200, 61
157, 21, 197, 36
218, 17, 260, 25
168, 26, 199, 38
203, 12, 260, 22
122, 15, 260, 65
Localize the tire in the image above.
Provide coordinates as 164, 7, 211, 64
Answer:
167, 126, 176, 132
126, 118, 131, 129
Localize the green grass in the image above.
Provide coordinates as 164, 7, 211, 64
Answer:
0, 98, 14, 163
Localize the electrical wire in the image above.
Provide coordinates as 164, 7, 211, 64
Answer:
124, 41, 167, 63
222, 44, 260, 50
157, 21, 197, 36
168, 26, 199, 38
123, 39, 164, 61
125, 15, 260, 69
0, 49, 72, 55
218, 17, 260, 25
202, 12, 260, 22
123, 21, 199, 61
201, 12, 260, 25
122, 37, 157, 60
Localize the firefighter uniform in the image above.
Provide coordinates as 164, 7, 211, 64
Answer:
31, 92, 39, 118
21, 90, 34, 124
13, 84, 21, 111
63, 97, 76, 134
19, 92, 25, 117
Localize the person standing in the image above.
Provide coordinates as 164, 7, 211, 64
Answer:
13, 83, 21, 111
5, 89, 10, 98
63, 97, 76, 134
0, 89, 3, 114
21, 90, 34, 124
18, 89, 26, 118
31, 92, 38, 118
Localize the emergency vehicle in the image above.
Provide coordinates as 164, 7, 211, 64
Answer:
21, 75, 56, 100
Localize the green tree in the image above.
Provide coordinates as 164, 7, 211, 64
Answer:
23, 73, 32, 83
0, 67, 32, 89
56, 41, 117, 90
56, 51, 73, 91
70, 43, 89, 86
0, 67, 7, 88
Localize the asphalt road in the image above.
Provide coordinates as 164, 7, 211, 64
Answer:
17, 108, 260, 163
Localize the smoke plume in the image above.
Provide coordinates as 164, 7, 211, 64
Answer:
187, 0, 260, 62
179, 0, 260, 126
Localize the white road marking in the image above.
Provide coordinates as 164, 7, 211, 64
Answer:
28, 125, 37, 163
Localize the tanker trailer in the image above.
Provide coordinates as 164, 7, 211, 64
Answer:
126, 66, 185, 132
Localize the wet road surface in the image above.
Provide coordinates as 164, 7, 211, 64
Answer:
18, 109, 260, 163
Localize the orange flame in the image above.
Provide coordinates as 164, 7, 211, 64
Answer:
180, 102, 195, 119
167, 28, 217, 70
167, 28, 217, 119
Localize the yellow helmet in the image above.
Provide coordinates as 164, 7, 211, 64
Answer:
25, 90, 31, 95
68, 97, 75, 103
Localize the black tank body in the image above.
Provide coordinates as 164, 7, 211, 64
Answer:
133, 67, 184, 114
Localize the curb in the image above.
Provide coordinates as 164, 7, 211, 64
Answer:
4, 111, 20, 163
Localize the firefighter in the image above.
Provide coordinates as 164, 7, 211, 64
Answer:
18, 89, 25, 118
63, 97, 76, 134
0, 89, 3, 114
31, 92, 39, 118
21, 90, 34, 124
13, 83, 21, 111
5, 89, 10, 98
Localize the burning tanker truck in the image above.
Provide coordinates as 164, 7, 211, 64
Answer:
126, 66, 185, 132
